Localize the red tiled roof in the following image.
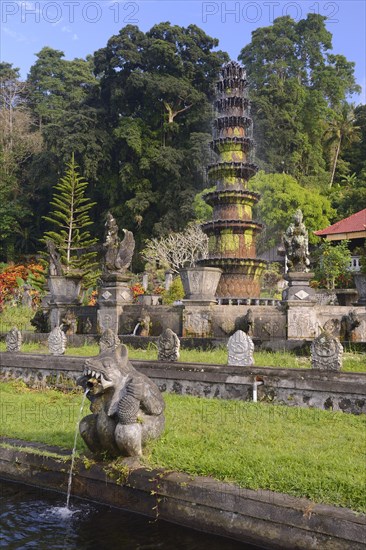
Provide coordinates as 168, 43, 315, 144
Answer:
314, 209, 366, 236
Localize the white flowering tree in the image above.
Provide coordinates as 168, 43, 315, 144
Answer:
142, 223, 208, 274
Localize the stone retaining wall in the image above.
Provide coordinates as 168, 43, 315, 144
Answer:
1, 353, 365, 414
0, 438, 364, 550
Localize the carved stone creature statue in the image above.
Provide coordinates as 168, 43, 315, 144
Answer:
46, 239, 63, 276
48, 326, 67, 355
5, 327, 22, 352
103, 212, 135, 276
30, 309, 50, 333
77, 345, 165, 457
235, 308, 254, 336
157, 328, 180, 361
62, 310, 78, 335
340, 310, 361, 342
283, 209, 310, 273
99, 328, 121, 352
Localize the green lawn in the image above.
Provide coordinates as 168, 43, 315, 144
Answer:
0, 380, 365, 512
0, 341, 365, 372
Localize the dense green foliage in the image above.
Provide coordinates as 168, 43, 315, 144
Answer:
239, 14, 360, 182
313, 240, 352, 289
0, 16, 364, 263
1, 381, 365, 511
249, 171, 334, 252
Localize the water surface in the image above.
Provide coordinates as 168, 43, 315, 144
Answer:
0, 479, 262, 549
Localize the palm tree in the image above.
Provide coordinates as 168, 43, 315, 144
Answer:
324, 103, 360, 188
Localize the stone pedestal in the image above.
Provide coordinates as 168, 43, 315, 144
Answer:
97, 275, 133, 334
48, 275, 82, 330
282, 272, 316, 303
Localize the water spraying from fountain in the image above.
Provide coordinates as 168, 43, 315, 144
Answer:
66, 389, 88, 509
132, 322, 141, 335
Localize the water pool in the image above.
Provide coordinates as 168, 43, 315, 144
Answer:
0, 479, 262, 549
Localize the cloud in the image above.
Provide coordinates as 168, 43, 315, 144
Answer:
72, 34, 79, 41
61, 25, 72, 33
2, 26, 27, 43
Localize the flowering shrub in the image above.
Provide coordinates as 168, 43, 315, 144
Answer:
130, 283, 145, 302
0, 263, 45, 309
88, 290, 98, 306
152, 285, 165, 295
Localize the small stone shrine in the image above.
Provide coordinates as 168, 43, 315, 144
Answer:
157, 328, 180, 362
97, 213, 135, 334
311, 331, 343, 371
99, 328, 121, 352
5, 327, 22, 352
48, 326, 67, 356
227, 329, 254, 366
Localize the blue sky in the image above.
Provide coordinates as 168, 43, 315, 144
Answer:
1, 0, 365, 103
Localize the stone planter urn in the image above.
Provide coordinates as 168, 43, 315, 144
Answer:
354, 274, 366, 305
48, 275, 82, 304
179, 266, 222, 302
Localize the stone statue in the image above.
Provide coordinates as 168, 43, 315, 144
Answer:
77, 344, 165, 457
62, 310, 78, 335
46, 239, 63, 276
227, 330, 254, 366
83, 317, 93, 334
102, 212, 135, 277
22, 284, 33, 308
235, 308, 254, 336
340, 310, 361, 342
311, 331, 343, 371
5, 327, 22, 352
157, 328, 180, 362
48, 326, 67, 355
283, 209, 310, 272
133, 315, 151, 337
30, 309, 50, 333
99, 328, 121, 352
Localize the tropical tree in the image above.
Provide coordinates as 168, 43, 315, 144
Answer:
93, 23, 228, 248
324, 102, 360, 187
249, 171, 334, 252
42, 154, 98, 278
0, 62, 42, 260
238, 14, 360, 179
313, 240, 352, 290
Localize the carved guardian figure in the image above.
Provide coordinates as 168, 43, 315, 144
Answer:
283, 209, 310, 272
103, 212, 135, 278
77, 345, 165, 457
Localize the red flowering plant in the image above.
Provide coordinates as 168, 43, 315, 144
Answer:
130, 282, 145, 302
152, 285, 165, 295
0, 263, 45, 307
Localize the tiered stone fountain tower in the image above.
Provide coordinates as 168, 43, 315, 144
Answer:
199, 61, 266, 298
